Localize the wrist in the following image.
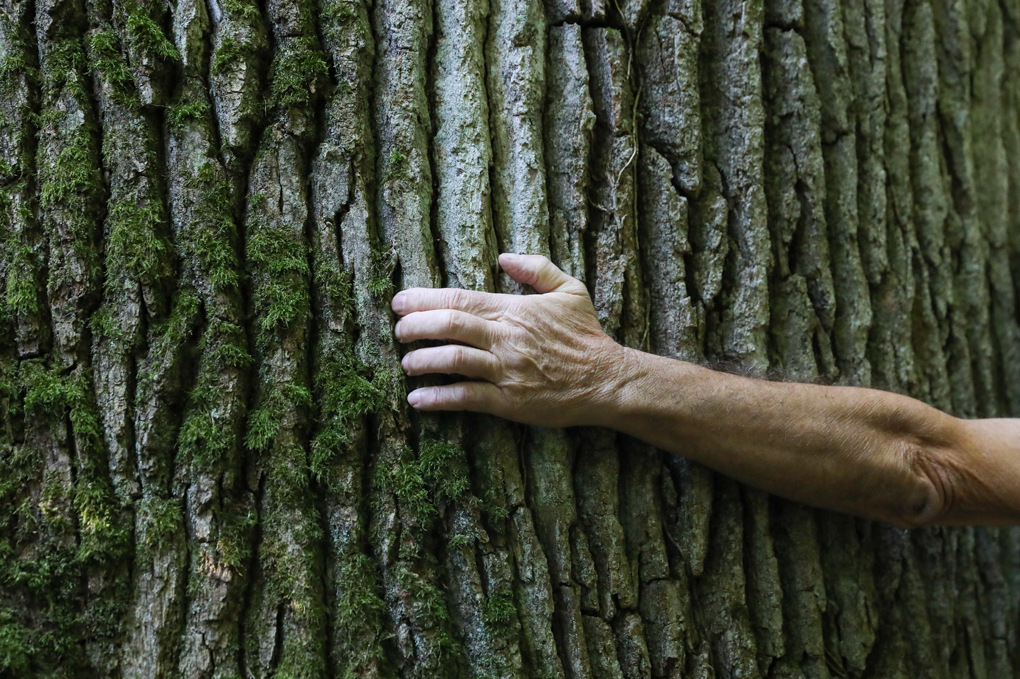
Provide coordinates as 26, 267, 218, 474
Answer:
598, 348, 702, 439
583, 345, 655, 430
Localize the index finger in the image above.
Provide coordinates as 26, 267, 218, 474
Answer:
392, 287, 508, 319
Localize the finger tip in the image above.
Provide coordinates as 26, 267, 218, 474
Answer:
407, 390, 422, 408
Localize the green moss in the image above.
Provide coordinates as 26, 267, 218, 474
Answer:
167, 100, 210, 127
370, 440, 470, 530
247, 216, 310, 340
373, 449, 433, 527
447, 533, 472, 548
21, 360, 67, 415
221, 0, 263, 23
270, 36, 329, 111
0, 42, 30, 78
482, 487, 510, 522
211, 36, 246, 77
205, 318, 251, 368
312, 246, 354, 317
417, 440, 470, 503
0, 609, 31, 672
106, 198, 172, 283
309, 356, 386, 485
386, 149, 410, 183
5, 245, 38, 316
481, 592, 516, 626
43, 37, 89, 99
0, 159, 14, 183
20, 363, 125, 552
367, 243, 396, 298
127, 12, 180, 61
89, 28, 137, 107
138, 496, 182, 556
395, 563, 461, 662
366, 277, 393, 297
38, 117, 103, 289
90, 305, 123, 342
334, 553, 388, 679
155, 288, 200, 348
177, 315, 250, 471
2, 361, 129, 670
184, 163, 242, 292
39, 125, 100, 210
216, 506, 255, 569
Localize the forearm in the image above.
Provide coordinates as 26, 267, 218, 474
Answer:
394, 254, 1020, 526
597, 349, 961, 527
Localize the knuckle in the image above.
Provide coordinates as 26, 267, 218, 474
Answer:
441, 289, 464, 309
444, 310, 463, 333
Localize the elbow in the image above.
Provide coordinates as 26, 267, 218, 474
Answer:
890, 439, 957, 529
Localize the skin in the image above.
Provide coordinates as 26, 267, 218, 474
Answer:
392, 253, 1020, 528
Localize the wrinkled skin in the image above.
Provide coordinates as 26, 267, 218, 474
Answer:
393, 253, 1020, 528
394, 253, 626, 428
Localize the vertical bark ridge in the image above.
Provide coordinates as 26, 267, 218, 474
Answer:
430, 0, 539, 669
546, 23, 594, 283
583, 27, 639, 343
741, 489, 784, 676
486, 0, 551, 293
167, 0, 253, 675
619, 438, 696, 679
207, 0, 268, 207
870, 0, 924, 402
968, 0, 1020, 414
817, 513, 878, 678
373, 0, 438, 289
695, 0, 771, 370
34, 0, 133, 673
241, 1, 330, 674
902, 0, 959, 411
802, 0, 873, 385
526, 427, 599, 679
312, 0, 394, 675
432, 0, 496, 291
84, 1, 186, 673
472, 419, 565, 679
761, 23, 837, 382
638, 144, 700, 363
574, 429, 639, 677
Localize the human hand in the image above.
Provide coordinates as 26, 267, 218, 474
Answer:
392, 253, 626, 428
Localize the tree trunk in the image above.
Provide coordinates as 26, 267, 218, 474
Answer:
0, 0, 1018, 674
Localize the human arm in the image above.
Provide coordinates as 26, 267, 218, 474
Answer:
391, 253, 1020, 527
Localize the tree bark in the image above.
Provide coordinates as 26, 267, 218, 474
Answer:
0, 0, 1019, 674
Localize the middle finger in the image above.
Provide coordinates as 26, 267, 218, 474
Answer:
395, 309, 495, 349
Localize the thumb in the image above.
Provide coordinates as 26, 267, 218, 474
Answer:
498, 253, 586, 295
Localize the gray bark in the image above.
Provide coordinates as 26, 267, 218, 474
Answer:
0, 0, 1019, 675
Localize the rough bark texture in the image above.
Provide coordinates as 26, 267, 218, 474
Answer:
0, 0, 1019, 674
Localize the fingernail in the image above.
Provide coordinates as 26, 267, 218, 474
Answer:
408, 390, 421, 407
400, 355, 410, 373
394, 319, 402, 340
500, 252, 519, 261
392, 293, 405, 312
